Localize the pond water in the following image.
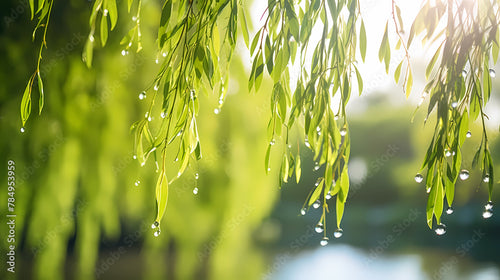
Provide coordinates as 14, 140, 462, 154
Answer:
267, 245, 500, 280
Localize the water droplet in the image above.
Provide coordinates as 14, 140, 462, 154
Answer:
121, 50, 127, 56
445, 149, 452, 157
314, 162, 320, 171
103, 9, 108, 16
148, 116, 152, 122
325, 192, 332, 200
300, 208, 306, 215
139, 91, 146, 100
267, 167, 271, 172
134, 180, 140, 186
482, 209, 493, 219
89, 34, 95, 42
154, 229, 161, 237
451, 102, 458, 108
459, 170, 469, 180
195, 173, 199, 180
334, 115, 339, 121
314, 223, 324, 233
446, 207, 454, 214
151, 221, 159, 229
485, 201, 493, 210
177, 171, 182, 177
174, 157, 179, 162
193, 187, 199, 195
162, 52, 167, 57
483, 174, 490, 183
153, 84, 159, 91
316, 127, 321, 132
426, 187, 431, 194
340, 128, 347, 136
287, 144, 292, 149
466, 131, 472, 138
214, 108, 220, 114
141, 162, 145, 167
312, 200, 321, 209
334, 228, 343, 238
133, 155, 137, 159
160, 112, 166, 118
489, 69, 496, 78
414, 173, 424, 183
132, 16, 137, 22
304, 136, 311, 148
320, 237, 329, 246
435, 223, 446, 235
270, 139, 275, 145
20, 127, 25, 133
218, 99, 223, 105
155, 58, 159, 64
462, 69, 467, 77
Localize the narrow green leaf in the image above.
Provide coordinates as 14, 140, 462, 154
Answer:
106, 0, 118, 30
100, 16, 108, 46
29, 0, 35, 19
336, 196, 345, 228
354, 65, 363, 96
265, 143, 271, 174
425, 44, 442, 79
160, 0, 172, 27
405, 68, 413, 98
155, 170, 169, 223
239, 7, 250, 47
250, 30, 261, 55
128, 0, 134, 12
394, 60, 403, 83
378, 22, 388, 62
37, 72, 44, 115
308, 179, 324, 206
295, 155, 301, 183
21, 79, 33, 126
360, 19, 367, 62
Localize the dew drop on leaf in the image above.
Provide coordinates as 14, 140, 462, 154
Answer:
214, 108, 220, 114
320, 237, 329, 246
334, 228, 343, 238
132, 16, 137, 22
483, 174, 490, 183
315, 223, 324, 233
134, 180, 140, 186
459, 170, 469, 180
153, 84, 159, 91
193, 187, 199, 195
154, 229, 161, 237
451, 102, 458, 108
139, 91, 146, 100
489, 69, 496, 78
485, 201, 493, 210
466, 131, 471, 138
160, 112, 166, 118
304, 136, 311, 148
121, 50, 127, 56
435, 223, 446, 235
103, 9, 108, 16
312, 200, 321, 209
414, 173, 424, 183
325, 191, 332, 200
270, 139, 275, 145
151, 221, 159, 229
340, 128, 347, 136
482, 209, 493, 219
20, 127, 25, 133
300, 208, 306, 216
195, 173, 199, 180
446, 207, 453, 215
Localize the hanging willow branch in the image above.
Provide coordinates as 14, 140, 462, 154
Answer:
20, 0, 498, 239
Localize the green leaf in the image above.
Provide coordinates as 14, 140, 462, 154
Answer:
338, 167, 349, 203
394, 60, 403, 83
425, 44, 442, 79
83, 38, 94, 68
354, 65, 363, 96
359, 19, 367, 62
100, 16, 108, 46
106, 0, 118, 30
128, 0, 133, 12
37, 72, 44, 115
295, 155, 301, 183
29, 0, 35, 19
250, 29, 261, 55
239, 7, 250, 47
378, 22, 389, 62
308, 179, 324, 206
265, 143, 271, 174
21, 78, 33, 126
282, 155, 289, 183
336, 196, 345, 228
160, 0, 172, 28
194, 142, 202, 160
154, 170, 169, 224
405, 68, 413, 98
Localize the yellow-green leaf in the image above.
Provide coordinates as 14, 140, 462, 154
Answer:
37, 72, 44, 115
21, 78, 33, 126
360, 19, 367, 62
155, 170, 169, 223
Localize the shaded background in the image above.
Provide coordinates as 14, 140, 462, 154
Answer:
1, 0, 499, 279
